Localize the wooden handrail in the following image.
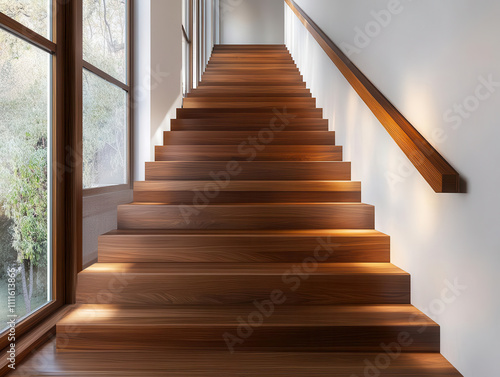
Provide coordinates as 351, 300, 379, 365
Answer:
285, 0, 460, 193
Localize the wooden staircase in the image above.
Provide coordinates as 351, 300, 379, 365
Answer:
49, 45, 462, 376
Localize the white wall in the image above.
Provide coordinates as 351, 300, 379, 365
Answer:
220, 0, 284, 44
286, 1, 500, 376
134, 0, 183, 181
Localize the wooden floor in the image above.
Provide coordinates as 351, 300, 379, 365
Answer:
10, 44, 462, 376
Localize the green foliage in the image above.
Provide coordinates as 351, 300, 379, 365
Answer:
0, 2, 50, 319
0, 27, 49, 269
1, 141, 47, 265
0, 216, 16, 278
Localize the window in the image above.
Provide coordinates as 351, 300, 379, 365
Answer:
0, 2, 53, 339
0, 0, 133, 357
0, 0, 52, 39
82, 0, 131, 191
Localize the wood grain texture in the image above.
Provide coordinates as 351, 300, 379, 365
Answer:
198, 81, 308, 88
56, 305, 438, 352
183, 97, 316, 109
205, 67, 300, 74
117, 203, 375, 230
145, 161, 351, 181
176, 107, 321, 118
75, 263, 410, 306
12, 341, 463, 376
170, 118, 328, 131
285, 0, 460, 193
133, 180, 359, 204
98, 229, 388, 263
188, 86, 310, 96
162, 131, 334, 145
154, 145, 343, 161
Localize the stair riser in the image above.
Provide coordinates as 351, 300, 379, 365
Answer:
117, 204, 374, 230
162, 131, 334, 145
176, 108, 321, 119
190, 87, 309, 94
202, 75, 301, 80
208, 53, 294, 58
145, 162, 351, 181
76, 274, 410, 306
197, 82, 307, 88
208, 58, 294, 63
184, 97, 313, 102
183, 101, 316, 109
57, 325, 438, 352
187, 92, 311, 98
155, 151, 341, 162
98, 234, 390, 263
133, 191, 360, 203
170, 119, 328, 132
204, 69, 300, 75
171, 125, 328, 132
155, 145, 342, 160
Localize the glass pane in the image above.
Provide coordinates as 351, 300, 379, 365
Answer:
0, 29, 51, 332
83, 0, 127, 83
83, 69, 127, 189
0, 0, 51, 40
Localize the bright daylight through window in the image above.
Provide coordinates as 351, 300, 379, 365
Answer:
82, 0, 129, 190
0, 0, 52, 333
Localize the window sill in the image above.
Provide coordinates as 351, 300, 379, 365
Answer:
0, 305, 73, 375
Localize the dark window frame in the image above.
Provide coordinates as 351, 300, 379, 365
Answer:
82, 0, 134, 196
0, 0, 134, 363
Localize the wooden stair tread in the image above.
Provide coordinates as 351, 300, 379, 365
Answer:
102, 228, 388, 237
134, 180, 359, 191
60, 304, 433, 327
